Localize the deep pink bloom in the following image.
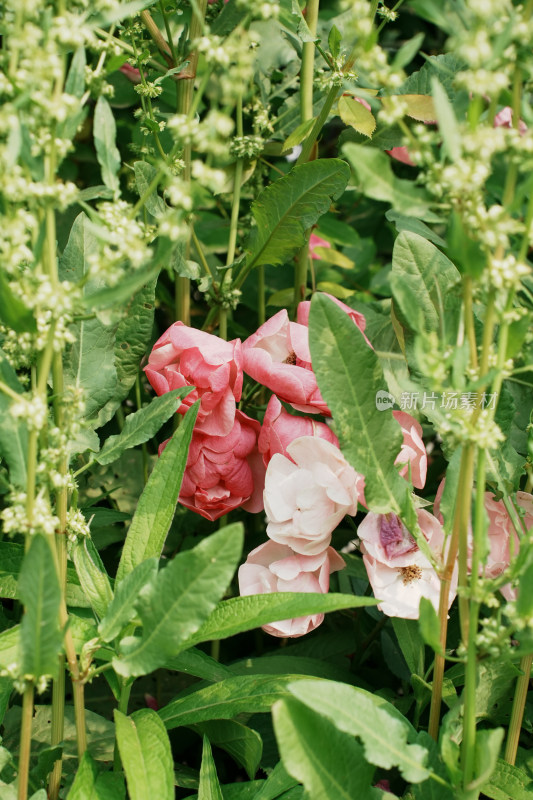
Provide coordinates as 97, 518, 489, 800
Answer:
386, 146, 415, 166
309, 233, 331, 260
145, 322, 243, 437
258, 395, 338, 467
238, 540, 345, 637
168, 410, 265, 521
119, 63, 142, 84
393, 410, 427, 489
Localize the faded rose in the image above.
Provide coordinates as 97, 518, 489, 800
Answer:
264, 436, 363, 555
145, 322, 243, 437
258, 395, 338, 467
358, 509, 455, 619
238, 540, 345, 637
175, 410, 265, 521
393, 410, 427, 489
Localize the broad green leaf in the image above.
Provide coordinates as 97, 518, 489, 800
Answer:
385, 210, 446, 248
60, 214, 118, 424
272, 696, 379, 800
134, 161, 167, 218
278, 0, 316, 43
282, 118, 315, 153
230, 654, 356, 684
116, 402, 198, 582
398, 52, 466, 98
114, 524, 243, 676
289, 679, 430, 782
343, 144, 435, 220
471, 729, 505, 792
181, 592, 378, 649
308, 292, 410, 515
398, 94, 436, 122
0, 678, 12, 726
390, 231, 460, 336
431, 77, 461, 162
328, 24, 342, 58
85, 263, 161, 313
96, 389, 191, 465
198, 736, 224, 800
251, 761, 300, 800
393, 32, 425, 69
166, 648, 233, 682
195, 720, 262, 780
114, 709, 174, 800
483, 759, 533, 800
68, 752, 126, 800
98, 558, 157, 642
338, 96, 376, 138
18, 534, 62, 680
245, 159, 350, 271
159, 674, 307, 730
0, 350, 28, 488
94, 96, 120, 194
71, 538, 113, 620
0, 541, 87, 607
0, 271, 37, 334
418, 597, 442, 654
445, 211, 486, 279
392, 618, 425, 677
65, 47, 86, 99
0, 625, 20, 670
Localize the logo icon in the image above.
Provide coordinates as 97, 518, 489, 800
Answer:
375, 390, 395, 411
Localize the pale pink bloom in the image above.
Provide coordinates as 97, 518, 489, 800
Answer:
165, 410, 264, 521
145, 322, 243, 437
353, 96, 372, 111
264, 436, 363, 555
359, 510, 455, 619
493, 106, 527, 135
238, 540, 345, 637
309, 233, 331, 260
296, 292, 367, 335
393, 410, 427, 489
119, 63, 142, 84
386, 146, 415, 166
258, 395, 338, 467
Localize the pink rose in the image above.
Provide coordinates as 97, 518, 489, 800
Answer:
242, 309, 328, 415
494, 106, 527, 135
296, 292, 367, 335
174, 410, 265, 521
145, 322, 243, 437
264, 436, 363, 555
386, 146, 415, 166
309, 233, 331, 260
358, 509, 455, 619
258, 395, 338, 467
119, 63, 142, 84
393, 410, 427, 489
238, 540, 345, 637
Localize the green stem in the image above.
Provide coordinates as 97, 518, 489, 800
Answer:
17, 684, 34, 800
505, 654, 533, 764
114, 681, 133, 771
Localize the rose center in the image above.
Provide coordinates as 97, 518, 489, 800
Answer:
283, 351, 297, 365
398, 565, 422, 585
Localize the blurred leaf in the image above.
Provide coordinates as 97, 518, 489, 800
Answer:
418, 597, 442, 655
98, 558, 158, 643
0, 271, 37, 334
246, 159, 350, 270
198, 736, 223, 800
272, 696, 379, 799
116, 402, 198, 583
431, 77, 461, 162
393, 32, 425, 69
251, 761, 299, 800
338, 96, 376, 138
282, 118, 315, 153
445, 212, 486, 279
18, 534, 62, 680
398, 53, 466, 98
482, 759, 533, 800
114, 709, 174, 800
471, 729, 505, 792
114, 524, 243, 676
134, 161, 167, 218
399, 94, 436, 122
0, 350, 28, 488
71, 537, 113, 619
195, 720, 262, 779
94, 96, 120, 194
96, 388, 191, 465
68, 751, 126, 800
166, 648, 233, 682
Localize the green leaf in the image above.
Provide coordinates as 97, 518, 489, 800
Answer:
431, 77, 461, 162
0, 271, 37, 334
60, 214, 118, 424
166, 647, 233, 682
116, 402, 198, 583
483, 759, 533, 800
195, 720, 262, 780
113, 524, 244, 676
98, 558, 158, 643
246, 159, 350, 270
282, 118, 315, 154
385, 210, 446, 248
393, 32, 425, 69
65, 47, 87, 99
18, 534, 62, 680
68, 752, 126, 800
471, 728, 505, 792
160, 674, 306, 730
390, 231, 460, 336
198, 736, 224, 800
392, 618, 425, 677
71, 538, 114, 620
0, 350, 28, 488
278, 0, 316, 43
272, 696, 379, 800
337, 96, 376, 138
0, 625, 21, 671
288, 679, 430, 783
399, 94, 437, 122
398, 53, 466, 99
517, 560, 533, 617
114, 709, 174, 800
96, 389, 191, 465
445, 211, 486, 279
0, 541, 87, 607
251, 761, 300, 800
343, 143, 435, 221
418, 597, 442, 654
134, 161, 167, 218
181, 592, 378, 649
308, 292, 408, 514
328, 24, 342, 58
94, 96, 121, 194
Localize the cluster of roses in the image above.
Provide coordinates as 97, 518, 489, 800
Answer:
145, 293, 532, 636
